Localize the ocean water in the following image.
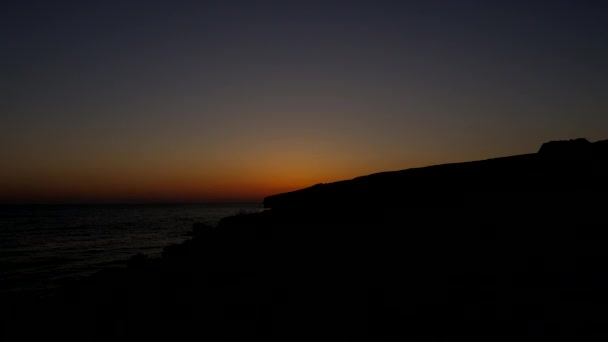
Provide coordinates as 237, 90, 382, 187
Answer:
0, 203, 264, 294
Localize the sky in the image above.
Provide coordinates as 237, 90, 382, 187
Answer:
2, 0, 607, 203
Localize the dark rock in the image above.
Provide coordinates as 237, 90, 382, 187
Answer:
126, 253, 149, 269
191, 222, 213, 239
538, 138, 591, 154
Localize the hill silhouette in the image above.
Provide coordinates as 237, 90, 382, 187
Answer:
2, 138, 607, 340
264, 138, 608, 209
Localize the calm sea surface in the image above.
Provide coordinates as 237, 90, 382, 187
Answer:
0, 203, 264, 294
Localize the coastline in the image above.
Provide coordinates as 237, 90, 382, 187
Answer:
2, 140, 608, 339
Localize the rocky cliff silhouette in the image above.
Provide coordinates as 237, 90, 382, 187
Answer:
264, 138, 608, 210
2, 138, 607, 340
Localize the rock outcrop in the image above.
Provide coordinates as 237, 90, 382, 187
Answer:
538, 138, 591, 154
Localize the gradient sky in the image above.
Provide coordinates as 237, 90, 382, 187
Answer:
2, 0, 607, 203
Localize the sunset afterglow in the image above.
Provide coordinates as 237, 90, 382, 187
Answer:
2, 1, 607, 203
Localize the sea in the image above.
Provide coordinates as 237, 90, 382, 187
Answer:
0, 203, 264, 295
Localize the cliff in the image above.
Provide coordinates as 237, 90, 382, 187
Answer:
264, 138, 608, 209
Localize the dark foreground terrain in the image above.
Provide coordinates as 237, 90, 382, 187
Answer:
2, 138, 607, 340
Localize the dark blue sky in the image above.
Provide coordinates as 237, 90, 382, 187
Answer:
2, 0, 607, 202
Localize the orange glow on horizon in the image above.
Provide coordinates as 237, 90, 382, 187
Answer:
0, 125, 515, 204
0, 164, 344, 203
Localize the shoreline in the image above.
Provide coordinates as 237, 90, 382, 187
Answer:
2, 141, 608, 338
